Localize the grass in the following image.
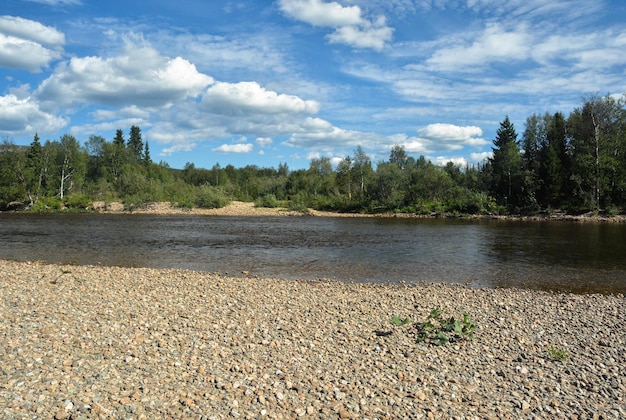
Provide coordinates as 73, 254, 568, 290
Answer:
548, 345, 569, 362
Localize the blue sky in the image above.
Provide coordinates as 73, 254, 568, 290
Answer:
1, 0, 625, 170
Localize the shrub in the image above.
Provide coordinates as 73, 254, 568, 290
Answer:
65, 194, 92, 210
255, 194, 281, 208
392, 307, 476, 346
194, 185, 229, 209
31, 197, 63, 212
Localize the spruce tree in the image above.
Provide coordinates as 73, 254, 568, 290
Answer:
127, 125, 143, 163
489, 116, 527, 211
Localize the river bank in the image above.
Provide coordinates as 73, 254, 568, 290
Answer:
1, 260, 624, 419
94, 200, 626, 223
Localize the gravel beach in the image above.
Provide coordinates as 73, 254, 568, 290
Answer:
1, 259, 624, 419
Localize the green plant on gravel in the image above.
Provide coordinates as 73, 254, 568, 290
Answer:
391, 315, 412, 327
415, 308, 476, 346
548, 346, 569, 362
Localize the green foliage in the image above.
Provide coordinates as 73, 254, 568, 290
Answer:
3, 97, 626, 217
30, 196, 63, 212
391, 315, 412, 327
255, 194, 281, 208
548, 346, 569, 362
414, 308, 476, 346
194, 185, 229, 209
390, 307, 476, 346
65, 194, 92, 210
287, 194, 310, 213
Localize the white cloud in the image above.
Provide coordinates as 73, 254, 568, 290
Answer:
328, 16, 394, 51
0, 16, 65, 71
470, 151, 492, 162
433, 156, 468, 167
161, 143, 197, 156
0, 94, 67, 135
0, 16, 65, 46
35, 44, 213, 108
154, 32, 291, 78
91, 105, 151, 121
425, 23, 531, 72
278, 0, 362, 27
418, 123, 487, 148
213, 143, 254, 153
285, 117, 383, 150
202, 81, 320, 115
278, 0, 393, 50
256, 137, 273, 146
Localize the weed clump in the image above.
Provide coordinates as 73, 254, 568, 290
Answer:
392, 307, 476, 346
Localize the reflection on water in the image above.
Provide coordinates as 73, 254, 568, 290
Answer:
1, 213, 625, 294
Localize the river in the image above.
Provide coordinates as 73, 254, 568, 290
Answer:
1, 213, 624, 294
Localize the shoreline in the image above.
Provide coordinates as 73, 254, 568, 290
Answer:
1, 260, 624, 418
3, 200, 625, 222
94, 200, 626, 223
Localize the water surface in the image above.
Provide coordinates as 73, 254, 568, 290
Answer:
1, 213, 624, 294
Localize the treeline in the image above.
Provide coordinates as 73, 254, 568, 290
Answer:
1, 95, 625, 215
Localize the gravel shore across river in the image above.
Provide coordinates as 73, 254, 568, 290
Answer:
1, 260, 624, 419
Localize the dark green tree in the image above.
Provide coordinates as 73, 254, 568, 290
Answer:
127, 125, 143, 163
26, 133, 45, 204
113, 129, 125, 148
489, 116, 528, 211
143, 141, 152, 167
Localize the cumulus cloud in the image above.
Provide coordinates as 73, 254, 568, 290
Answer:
278, 0, 362, 27
418, 123, 487, 148
0, 94, 67, 135
202, 81, 320, 115
418, 123, 481, 140
0, 16, 65, 71
35, 44, 213, 108
213, 143, 254, 153
278, 0, 393, 50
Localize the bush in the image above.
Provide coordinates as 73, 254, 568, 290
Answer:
31, 197, 63, 212
255, 194, 281, 208
391, 307, 476, 346
65, 194, 92, 210
287, 194, 310, 213
194, 185, 229, 209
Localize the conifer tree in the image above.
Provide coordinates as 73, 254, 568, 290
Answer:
489, 116, 527, 210
127, 125, 143, 163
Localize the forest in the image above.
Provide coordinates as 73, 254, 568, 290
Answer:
1, 95, 625, 216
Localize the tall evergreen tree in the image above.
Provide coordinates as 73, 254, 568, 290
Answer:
489, 116, 528, 211
26, 133, 44, 204
113, 129, 125, 148
143, 141, 152, 166
127, 125, 143, 162
538, 112, 568, 207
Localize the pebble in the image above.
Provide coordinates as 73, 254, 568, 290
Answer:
1, 260, 624, 418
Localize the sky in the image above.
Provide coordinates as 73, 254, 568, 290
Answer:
1, 0, 625, 170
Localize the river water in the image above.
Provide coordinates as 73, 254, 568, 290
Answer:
1, 213, 625, 294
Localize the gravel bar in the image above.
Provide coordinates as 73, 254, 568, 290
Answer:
1, 260, 624, 419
